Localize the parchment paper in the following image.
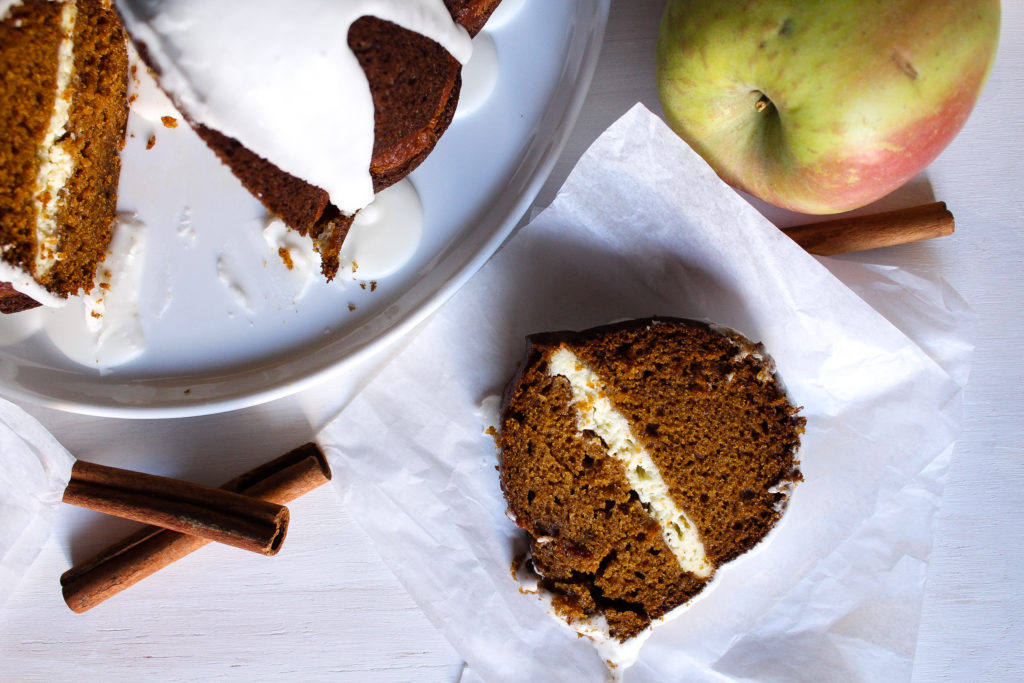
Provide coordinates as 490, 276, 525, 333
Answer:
315, 103, 972, 682
0, 399, 74, 608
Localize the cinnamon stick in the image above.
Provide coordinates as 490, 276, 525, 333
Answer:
61, 443, 331, 613
782, 201, 954, 255
63, 460, 290, 556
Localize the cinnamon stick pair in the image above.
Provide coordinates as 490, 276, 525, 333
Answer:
64, 461, 289, 556
61, 443, 331, 613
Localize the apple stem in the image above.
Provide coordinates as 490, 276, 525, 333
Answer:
754, 93, 771, 113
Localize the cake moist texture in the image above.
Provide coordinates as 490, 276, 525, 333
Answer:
0, 0, 129, 311
499, 318, 805, 649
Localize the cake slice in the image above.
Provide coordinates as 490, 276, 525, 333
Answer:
499, 318, 804, 668
0, 0, 129, 312
116, 0, 502, 280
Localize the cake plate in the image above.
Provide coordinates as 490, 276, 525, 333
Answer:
0, 0, 609, 417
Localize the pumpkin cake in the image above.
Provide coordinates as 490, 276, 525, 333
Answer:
0, 0, 129, 313
499, 317, 805, 667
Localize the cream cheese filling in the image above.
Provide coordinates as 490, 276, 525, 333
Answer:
31, 0, 78, 278
547, 346, 713, 579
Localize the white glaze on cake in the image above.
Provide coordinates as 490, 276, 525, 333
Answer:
475, 393, 502, 437
513, 555, 651, 677
0, 261, 66, 307
338, 179, 423, 280
1, 213, 148, 369
124, 39, 181, 123
114, 0, 474, 215
262, 216, 320, 299
454, 30, 498, 119
43, 213, 147, 369
547, 346, 713, 579
256, 178, 425, 290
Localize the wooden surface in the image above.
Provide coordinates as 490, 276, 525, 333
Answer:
3, 1, 1023, 680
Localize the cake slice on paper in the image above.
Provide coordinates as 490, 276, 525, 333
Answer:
499, 317, 804, 669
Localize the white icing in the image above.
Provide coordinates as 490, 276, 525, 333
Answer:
262, 216, 319, 299
31, 0, 78, 277
475, 393, 502, 437
245, 178, 424, 295
338, 179, 423, 279
216, 252, 254, 314
175, 206, 196, 245
572, 615, 651, 676
125, 41, 182, 123
768, 479, 798, 512
43, 213, 147, 369
547, 346, 713, 579
454, 31, 498, 119
0, 261, 66, 308
115, 0, 473, 215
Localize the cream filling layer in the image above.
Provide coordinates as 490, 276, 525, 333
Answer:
31, 0, 78, 278
547, 346, 713, 579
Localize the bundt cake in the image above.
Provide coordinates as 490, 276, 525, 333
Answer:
116, 0, 503, 280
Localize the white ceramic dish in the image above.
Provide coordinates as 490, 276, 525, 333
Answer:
0, 0, 609, 418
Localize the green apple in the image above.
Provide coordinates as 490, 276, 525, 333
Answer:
656, 0, 1000, 214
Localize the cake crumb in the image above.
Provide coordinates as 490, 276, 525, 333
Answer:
160, 115, 178, 128
277, 247, 294, 270
370, 280, 378, 292
348, 303, 356, 312
510, 554, 526, 580
146, 134, 156, 149
485, 424, 500, 449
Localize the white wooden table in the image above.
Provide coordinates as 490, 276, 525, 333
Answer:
3, 2, 1022, 680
